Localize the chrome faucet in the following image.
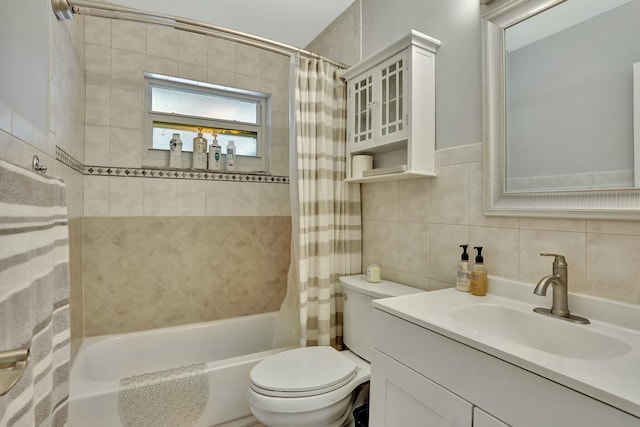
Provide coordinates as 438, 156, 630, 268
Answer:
533, 253, 589, 324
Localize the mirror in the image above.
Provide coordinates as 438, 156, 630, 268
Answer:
482, 0, 640, 219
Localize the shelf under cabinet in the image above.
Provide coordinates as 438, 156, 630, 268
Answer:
345, 171, 436, 183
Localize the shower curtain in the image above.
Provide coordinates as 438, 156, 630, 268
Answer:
290, 56, 362, 349
0, 159, 70, 426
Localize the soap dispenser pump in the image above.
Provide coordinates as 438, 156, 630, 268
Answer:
456, 244, 471, 292
470, 246, 488, 296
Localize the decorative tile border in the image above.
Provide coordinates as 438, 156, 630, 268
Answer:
56, 146, 84, 174
56, 146, 289, 184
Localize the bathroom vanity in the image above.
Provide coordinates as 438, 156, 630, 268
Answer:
369, 277, 640, 427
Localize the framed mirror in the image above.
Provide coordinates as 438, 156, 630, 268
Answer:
482, 0, 640, 219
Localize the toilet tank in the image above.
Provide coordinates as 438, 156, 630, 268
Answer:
339, 275, 424, 362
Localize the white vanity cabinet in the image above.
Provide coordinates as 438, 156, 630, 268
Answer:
344, 30, 440, 183
370, 307, 640, 427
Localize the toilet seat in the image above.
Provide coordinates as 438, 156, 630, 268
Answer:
249, 346, 358, 398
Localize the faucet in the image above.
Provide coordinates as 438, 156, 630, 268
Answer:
533, 253, 589, 324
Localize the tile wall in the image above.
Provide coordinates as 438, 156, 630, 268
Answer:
362, 143, 640, 305
81, 17, 292, 336
0, 10, 86, 359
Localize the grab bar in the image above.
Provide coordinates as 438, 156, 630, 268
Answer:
0, 346, 30, 396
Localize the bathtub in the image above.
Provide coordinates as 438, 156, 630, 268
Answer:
69, 312, 294, 427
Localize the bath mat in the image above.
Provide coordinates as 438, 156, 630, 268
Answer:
118, 363, 209, 427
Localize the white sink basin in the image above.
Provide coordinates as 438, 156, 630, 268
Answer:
449, 303, 631, 360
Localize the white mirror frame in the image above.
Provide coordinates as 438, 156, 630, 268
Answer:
482, 0, 640, 220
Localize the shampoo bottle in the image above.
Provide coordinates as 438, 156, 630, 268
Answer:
192, 128, 208, 169
226, 140, 236, 171
456, 244, 471, 292
169, 133, 183, 168
208, 133, 222, 171
470, 246, 488, 296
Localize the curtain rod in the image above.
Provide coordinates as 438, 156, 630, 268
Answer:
51, 0, 349, 69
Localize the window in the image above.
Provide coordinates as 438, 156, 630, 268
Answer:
144, 73, 270, 172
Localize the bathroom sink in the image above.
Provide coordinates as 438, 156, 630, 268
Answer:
372, 276, 640, 418
449, 303, 631, 360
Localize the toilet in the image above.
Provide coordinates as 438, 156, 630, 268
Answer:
247, 274, 424, 427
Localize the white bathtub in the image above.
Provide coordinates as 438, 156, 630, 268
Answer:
69, 312, 293, 427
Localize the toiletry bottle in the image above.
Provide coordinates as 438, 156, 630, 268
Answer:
192, 128, 208, 169
208, 133, 222, 171
169, 133, 183, 168
226, 140, 236, 171
456, 244, 471, 292
470, 246, 488, 296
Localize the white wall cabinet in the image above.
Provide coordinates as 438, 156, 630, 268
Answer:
344, 30, 440, 183
370, 308, 640, 427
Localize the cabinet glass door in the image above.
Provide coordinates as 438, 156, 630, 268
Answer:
352, 74, 374, 147
380, 53, 406, 142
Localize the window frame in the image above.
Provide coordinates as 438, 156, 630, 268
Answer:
143, 73, 271, 173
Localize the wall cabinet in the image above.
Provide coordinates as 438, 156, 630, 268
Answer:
343, 30, 440, 183
370, 308, 639, 427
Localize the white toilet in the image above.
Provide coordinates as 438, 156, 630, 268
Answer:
247, 274, 423, 427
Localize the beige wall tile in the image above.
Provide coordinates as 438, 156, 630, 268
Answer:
84, 176, 109, 216
146, 25, 178, 60
85, 84, 110, 126
362, 219, 400, 273
111, 49, 145, 90
586, 234, 640, 304
361, 181, 400, 222
261, 51, 289, 82
178, 31, 208, 66
261, 78, 288, 113
146, 56, 178, 77
143, 178, 177, 216
207, 68, 236, 87
110, 127, 142, 168
436, 143, 482, 166
587, 220, 640, 236
207, 38, 236, 73
112, 20, 146, 54
110, 88, 143, 130
519, 229, 586, 293
469, 226, 519, 281
85, 16, 111, 47
519, 217, 586, 233
270, 143, 289, 176
205, 181, 234, 216
178, 62, 208, 82
233, 182, 261, 216
85, 44, 111, 86
235, 44, 262, 78
235, 74, 261, 92
259, 183, 290, 216
431, 164, 469, 225
84, 125, 109, 165
398, 222, 429, 277
430, 224, 468, 284
109, 176, 143, 216
398, 178, 430, 223
176, 180, 206, 216
397, 272, 429, 291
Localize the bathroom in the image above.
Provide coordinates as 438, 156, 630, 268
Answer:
1, 0, 639, 425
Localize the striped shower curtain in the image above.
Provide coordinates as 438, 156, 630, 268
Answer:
294, 57, 362, 349
0, 159, 70, 426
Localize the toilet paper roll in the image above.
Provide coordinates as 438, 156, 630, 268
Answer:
352, 155, 373, 178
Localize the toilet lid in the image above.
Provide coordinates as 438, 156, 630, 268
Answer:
250, 346, 358, 397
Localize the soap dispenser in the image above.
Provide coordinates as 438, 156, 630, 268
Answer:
456, 244, 471, 292
470, 246, 488, 296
